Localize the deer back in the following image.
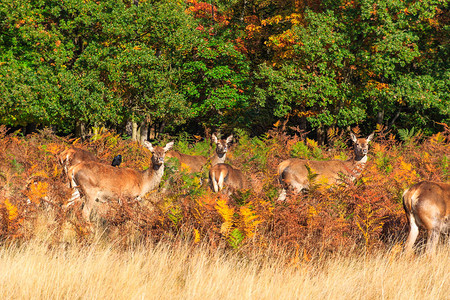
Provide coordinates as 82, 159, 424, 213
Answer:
72, 162, 152, 199
166, 150, 207, 173
280, 158, 361, 188
403, 181, 450, 254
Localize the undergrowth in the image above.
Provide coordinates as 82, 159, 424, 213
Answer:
0, 124, 448, 257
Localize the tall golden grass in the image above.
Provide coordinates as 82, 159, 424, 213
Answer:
1, 236, 448, 299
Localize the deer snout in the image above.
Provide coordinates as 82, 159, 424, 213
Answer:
153, 156, 164, 165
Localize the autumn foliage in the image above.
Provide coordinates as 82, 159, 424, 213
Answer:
0, 125, 448, 256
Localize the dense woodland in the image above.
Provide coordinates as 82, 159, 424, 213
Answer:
0, 0, 448, 141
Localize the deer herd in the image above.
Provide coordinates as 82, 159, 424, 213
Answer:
58, 131, 449, 255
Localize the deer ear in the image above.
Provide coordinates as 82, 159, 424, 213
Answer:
212, 133, 218, 144
350, 132, 357, 143
164, 141, 174, 152
366, 132, 374, 142
226, 135, 233, 144
143, 141, 154, 152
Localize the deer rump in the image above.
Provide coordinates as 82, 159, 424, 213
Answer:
279, 158, 358, 191
209, 163, 247, 193
403, 181, 450, 253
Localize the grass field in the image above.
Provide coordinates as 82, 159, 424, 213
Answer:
1, 235, 448, 300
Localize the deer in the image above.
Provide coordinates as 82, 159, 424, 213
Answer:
68, 141, 173, 221
277, 132, 374, 201
165, 133, 233, 173
209, 163, 248, 194
402, 181, 450, 255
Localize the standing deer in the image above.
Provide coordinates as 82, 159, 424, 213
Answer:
403, 181, 450, 255
209, 163, 248, 193
165, 133, 233, 173
69, 141, 173, 221
277, 132, 374, 200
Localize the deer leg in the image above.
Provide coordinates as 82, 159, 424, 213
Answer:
218, 172, 225, 191
404, 214, 419, 254
211, 173, 219, 193
66, 188, 81, 207
426, 228, 440, 255
277, 188, 287, 201
82, 191, 97, 222
82, 202, 92, 222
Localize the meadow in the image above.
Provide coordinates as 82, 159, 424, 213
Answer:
0, 124, 449, 298
1, 236, 449, 299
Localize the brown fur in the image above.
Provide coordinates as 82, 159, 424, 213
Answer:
210, 133, 233, 167
209, 163, 248, 193
403, 181, 450, 254
58, 147, 99, 173
166, 150, 207, 173
277, 133, 374, 200
69, 141, 173, 221
166, 133, 233, 174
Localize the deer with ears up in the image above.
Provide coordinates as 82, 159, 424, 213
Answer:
403, 181, 450, 255
209, 133, 234, 167
277, 132, 374, 200
68, 141, 173, 221
207, 134, 252, 194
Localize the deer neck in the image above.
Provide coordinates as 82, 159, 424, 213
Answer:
140, 163, 164, 196
355, 154, 368, 164
211, 152, 226, 166
346, 154, 368, 179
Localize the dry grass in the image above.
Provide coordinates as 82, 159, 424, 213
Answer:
0, 236, 448, 300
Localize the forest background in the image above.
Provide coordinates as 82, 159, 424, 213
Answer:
0, 0, 448, 141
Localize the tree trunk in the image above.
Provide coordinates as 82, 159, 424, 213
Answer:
131, 121, 138, 141
317, 125, 325, 145
149, 123, 156, 140
376, 110, 385, 126
75, 121, 86, 139
139, 121, 148, 144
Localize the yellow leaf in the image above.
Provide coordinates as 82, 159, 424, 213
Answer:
240, 205, 262, 238
4, 199, 18, 221
306, 138, 318, 149
215, 198, 234, 235
180, 162, 191, 172
194, 229, 201, 243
